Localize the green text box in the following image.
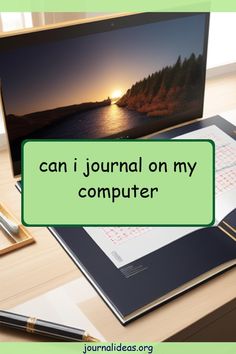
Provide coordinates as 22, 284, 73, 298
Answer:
22, 140, 214, 226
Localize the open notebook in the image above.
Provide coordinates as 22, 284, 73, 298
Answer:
16, 115, 236, 324
44, 116, 235, 324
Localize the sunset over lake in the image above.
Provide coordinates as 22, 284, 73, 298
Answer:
0, 13, 207, 171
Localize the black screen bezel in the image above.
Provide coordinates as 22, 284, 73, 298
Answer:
0, 12, 210, 177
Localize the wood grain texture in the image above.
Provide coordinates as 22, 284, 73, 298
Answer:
0, 203, 35, 255
0, 68, 235, 342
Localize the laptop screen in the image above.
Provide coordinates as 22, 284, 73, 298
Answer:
0, 13, 209, 176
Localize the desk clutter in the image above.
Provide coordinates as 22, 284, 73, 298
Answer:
0, 203, 35, 255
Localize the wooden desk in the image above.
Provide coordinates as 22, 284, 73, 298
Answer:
0, 73, 236, 342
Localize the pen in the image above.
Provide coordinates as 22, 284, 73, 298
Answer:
0, 223, 18, 244
0, 310, 100, 342
0, 212, 19, 235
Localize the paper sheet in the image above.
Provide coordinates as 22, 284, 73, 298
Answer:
84, 125, 236, 268
175, 125, 236, 196
11, 277, 105, 341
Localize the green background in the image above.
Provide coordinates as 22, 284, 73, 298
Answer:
1, 343, 236, 354
0, 0, 236, 11
22, 140, 214, 226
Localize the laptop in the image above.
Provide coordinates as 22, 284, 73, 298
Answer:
0, 12, 209, 178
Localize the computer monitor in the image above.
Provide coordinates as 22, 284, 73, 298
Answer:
0, 13, 209, 177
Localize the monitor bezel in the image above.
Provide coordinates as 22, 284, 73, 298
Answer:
0, 12, 210, 177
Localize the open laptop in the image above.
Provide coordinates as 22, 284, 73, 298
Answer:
0, 12, 209, 179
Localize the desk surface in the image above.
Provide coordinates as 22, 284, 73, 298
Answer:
0, 72, 236, 342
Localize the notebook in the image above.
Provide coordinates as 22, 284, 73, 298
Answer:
15, 115, 236, 324
43, 116, 236, 324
